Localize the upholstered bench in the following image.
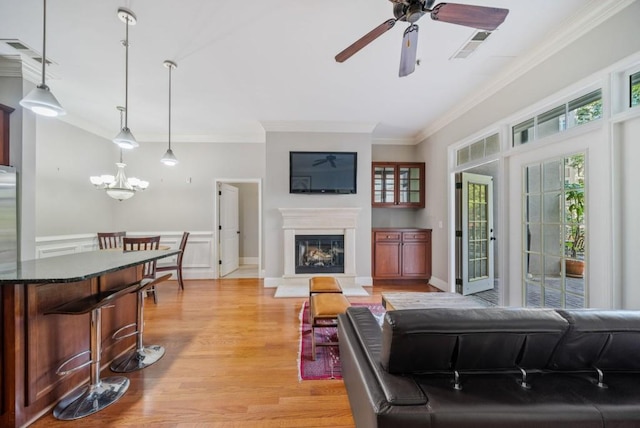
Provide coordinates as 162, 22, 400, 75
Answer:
308, 276, 343, 322
309, 292, 350, 360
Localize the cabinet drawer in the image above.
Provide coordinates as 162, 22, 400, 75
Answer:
402, 232, 429, 242
374, 232, 401, 242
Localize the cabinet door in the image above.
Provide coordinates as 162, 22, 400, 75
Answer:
397, 165, 424, 208
372, 164, 396, 206
373, 231, 402, 277
374, 242, 402, 277
372, 162, 425, 208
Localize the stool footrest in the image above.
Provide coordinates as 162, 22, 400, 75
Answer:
55, 350, 91, 376
111, 322, 138, 342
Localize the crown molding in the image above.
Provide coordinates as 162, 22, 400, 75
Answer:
372, 137, 416, 146
0, 55, 22, 77
414, 0, 636, 144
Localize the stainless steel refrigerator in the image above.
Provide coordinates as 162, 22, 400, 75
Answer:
0, 165, 17, 272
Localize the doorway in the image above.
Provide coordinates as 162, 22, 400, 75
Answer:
454, 161, 502, 305
214, 179, 262, 279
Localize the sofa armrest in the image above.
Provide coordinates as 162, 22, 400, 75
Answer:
342, 307, 427, 405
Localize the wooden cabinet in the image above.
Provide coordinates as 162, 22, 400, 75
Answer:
372, 162, 425, 208
372, 228, 432, 283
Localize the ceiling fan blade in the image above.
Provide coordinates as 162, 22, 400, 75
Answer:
399, 24, 419, 77
430, 3, 509, 31
335, 18, 398, 63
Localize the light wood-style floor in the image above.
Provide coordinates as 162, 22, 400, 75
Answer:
30, 278, 437, 427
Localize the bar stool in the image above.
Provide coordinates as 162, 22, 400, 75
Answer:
45, 282, 138, 420
309, 293, 351, 360
110, 273, 171, 372
308, 276, 342, 323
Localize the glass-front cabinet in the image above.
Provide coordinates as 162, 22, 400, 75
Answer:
372, 162, 425, 208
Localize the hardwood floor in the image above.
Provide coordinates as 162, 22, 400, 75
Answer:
30, 279, 437, 427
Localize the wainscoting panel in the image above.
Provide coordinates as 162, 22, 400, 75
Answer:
35, 231, 215, 279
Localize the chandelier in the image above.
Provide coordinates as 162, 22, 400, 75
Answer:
90, 106, 149, 201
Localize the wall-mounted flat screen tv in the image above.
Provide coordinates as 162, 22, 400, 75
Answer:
289, 151, 357, 194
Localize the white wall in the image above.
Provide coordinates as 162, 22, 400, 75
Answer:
36, 117, 115, 235
263, 131, 372, 283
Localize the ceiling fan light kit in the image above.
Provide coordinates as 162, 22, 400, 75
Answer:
20, 0, 66, 117
335, 0, 509, 77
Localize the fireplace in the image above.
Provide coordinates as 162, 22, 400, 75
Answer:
279, 207, 360, 280
295, 235, 345, 274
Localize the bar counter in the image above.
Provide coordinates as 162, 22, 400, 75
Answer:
0, 249, 180, 427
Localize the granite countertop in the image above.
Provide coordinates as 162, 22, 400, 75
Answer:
0, 249, 180, 285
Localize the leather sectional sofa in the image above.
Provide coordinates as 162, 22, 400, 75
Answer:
338, 306, 640, 427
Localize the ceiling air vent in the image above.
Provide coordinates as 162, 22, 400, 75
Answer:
451, 31, 492, 59
0, 39, 57, 65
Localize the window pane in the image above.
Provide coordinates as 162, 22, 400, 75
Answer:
537, 105, 566, 138
485, 134, 499, 155
470, 140, 484, 161
543, 160, 563, 192
567, 89, 602, 127
513, 118, 534, 146
457, 147, 469, 165
525, 164, 541, 194
631, 71, 640, 108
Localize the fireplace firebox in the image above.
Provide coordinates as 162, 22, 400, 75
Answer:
295, 235, 345, 274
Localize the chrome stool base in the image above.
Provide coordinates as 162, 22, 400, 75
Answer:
110, 345, 165, 372
53, 376, 129, 420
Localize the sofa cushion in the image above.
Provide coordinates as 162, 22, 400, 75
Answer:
381, 308, 568, 374
551, 309, 640, 371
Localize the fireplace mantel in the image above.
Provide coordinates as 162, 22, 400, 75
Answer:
279, 208, 360, 279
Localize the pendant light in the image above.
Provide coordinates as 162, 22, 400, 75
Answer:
90, 106, 149, 200
113, 7, 139, 150
19, 0, 66, 117
160, 60, 178, 166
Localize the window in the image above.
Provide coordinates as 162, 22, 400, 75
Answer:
512, 90, 602, 147
523, 153, 586, 308
456, 133, 500, 166
631, 71, 640, 108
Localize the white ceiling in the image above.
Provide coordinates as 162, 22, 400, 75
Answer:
0, 0, 627, 144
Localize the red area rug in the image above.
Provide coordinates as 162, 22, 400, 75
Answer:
298, 301, 385, 380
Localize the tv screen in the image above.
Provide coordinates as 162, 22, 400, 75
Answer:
289, 151, 357, 194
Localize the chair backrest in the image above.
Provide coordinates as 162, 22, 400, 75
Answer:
123, 236, 160, 279
97, 231, 126, 249
176, 232, 190, 265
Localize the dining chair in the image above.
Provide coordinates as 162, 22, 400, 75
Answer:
123, 236, 161, 303
97, 231, 126, 249
156, 231, 190, 290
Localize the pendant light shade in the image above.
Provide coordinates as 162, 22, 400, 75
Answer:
161, 148, 178, 166
113, 7, 138, 150
161, 60, 178, 166
20, 0, 66, 117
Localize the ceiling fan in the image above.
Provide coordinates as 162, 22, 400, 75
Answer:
335, 0, 509, 77
312, 154, 337, 167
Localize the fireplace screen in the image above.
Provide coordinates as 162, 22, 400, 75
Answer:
295, 235, 345, 274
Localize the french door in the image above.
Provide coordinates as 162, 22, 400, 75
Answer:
458, 172, 495, 295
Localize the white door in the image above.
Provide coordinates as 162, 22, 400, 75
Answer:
219, 183, 240, 277
459, 172, 495, 295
